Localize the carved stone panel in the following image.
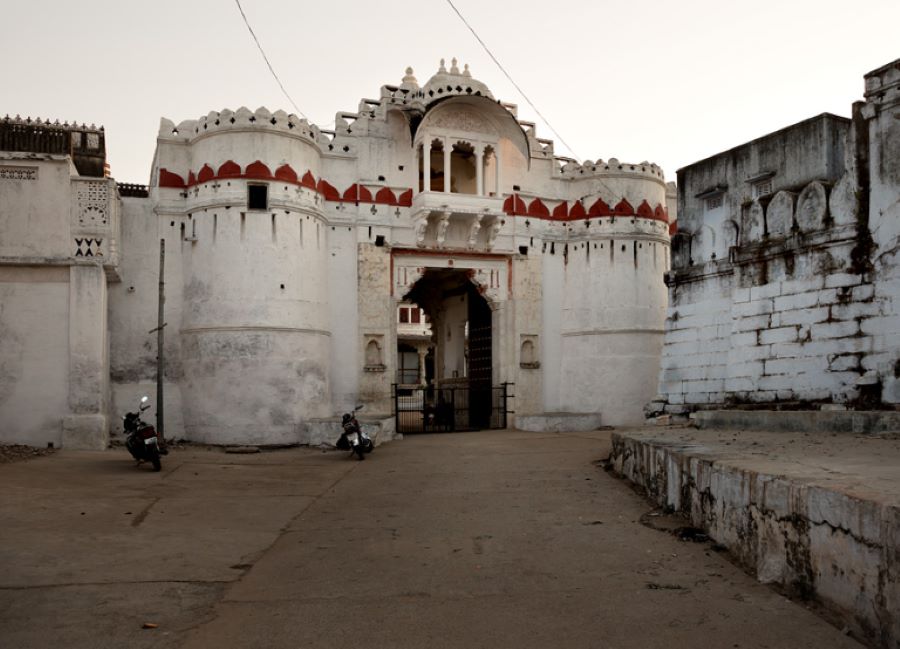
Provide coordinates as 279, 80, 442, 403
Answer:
0, 165, 37, 181
73, 180, 109, 229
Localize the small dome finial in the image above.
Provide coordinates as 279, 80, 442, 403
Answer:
450, 57, 460, 74
438, 58, 447, 73
463, 63, 471, 78
401, 66, 419, 88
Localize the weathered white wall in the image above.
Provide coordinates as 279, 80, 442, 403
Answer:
656, 60, 900, 413
0, 267, 70, 445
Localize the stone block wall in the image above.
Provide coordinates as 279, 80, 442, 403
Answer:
655, 59, 900, 413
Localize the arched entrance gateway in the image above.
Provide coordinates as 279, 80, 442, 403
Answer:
396, 267, 506, 432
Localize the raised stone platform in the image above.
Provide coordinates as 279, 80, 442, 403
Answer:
515, 412, 603, 433
609, 425, 900, 648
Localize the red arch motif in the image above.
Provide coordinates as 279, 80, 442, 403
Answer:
375, 187, 398, 205
274, 164, 298, 183
588, 198, 611, 217
527, 198, 550, 218
217, 160, 241, 178
569, 201, 586, 219
158, 168, 185, 188
196, 164, 215, 183
613, 198, 634, 216
637, 200, 654, 218
552, 201, 569, 219
245, 160, 273, 180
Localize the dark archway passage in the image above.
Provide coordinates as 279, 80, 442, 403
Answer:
396, 268, 503, 432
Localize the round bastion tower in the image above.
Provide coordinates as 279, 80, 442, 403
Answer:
540, 160, 671, 426
154, 108, 331, 444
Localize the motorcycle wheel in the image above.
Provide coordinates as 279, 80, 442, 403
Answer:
148, 446, 162, 472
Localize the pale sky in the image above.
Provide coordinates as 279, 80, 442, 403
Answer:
3, 0, 898, 184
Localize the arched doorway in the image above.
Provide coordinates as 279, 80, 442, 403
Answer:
396, 267, 504, 432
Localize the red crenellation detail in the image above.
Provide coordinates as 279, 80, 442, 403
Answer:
187, 170, 197, 185
569, 200, 586, 219
375, 187, 398, 205
398, 189, 413, 207
300, 171, 317, 189
613, 198, 634, 216
527, 198, 550, 218
245, 160, 273, 180
552, 201, 569, 219
341, 183, 374, 203
317, 179, 340, 201
637, 200, 654, 218
217, 160, 241, 178
654, 203, 666, 222
274, 164, 298, 183
196, 164, 215, 184
158, 168, 186, 188
669, 220, 677, 236
588, 198, 611, 217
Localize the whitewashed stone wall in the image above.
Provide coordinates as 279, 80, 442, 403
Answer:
656, 59, 900, 413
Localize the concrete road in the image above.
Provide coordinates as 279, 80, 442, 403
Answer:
0, 430, 861, 649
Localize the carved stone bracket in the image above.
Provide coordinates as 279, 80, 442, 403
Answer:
436, 210, 451, 248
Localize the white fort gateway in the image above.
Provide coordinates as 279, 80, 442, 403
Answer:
0, 59, 673, 448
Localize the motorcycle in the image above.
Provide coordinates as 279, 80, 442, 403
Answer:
123, 396, 164, 472
336, 405, 374, 460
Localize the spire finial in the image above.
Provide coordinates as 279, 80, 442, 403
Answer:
401, 66, 419, 88
438, 58, 447, 73
463, 63, 471, 78
450, 57, 460, 74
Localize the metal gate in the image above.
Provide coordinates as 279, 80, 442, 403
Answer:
392, 383, 512, 433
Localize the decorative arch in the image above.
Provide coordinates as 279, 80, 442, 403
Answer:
244, 160, 273, 180
569, 201, 586, 219
196, 164, 215, 183
375, 187, 398, 205
300, 171, 317, 190
158, 168, 186, 188
636, 200, 654, 218
552, 201, 569, 219
217, 160, 242, 178
274, 164, 298, 183
527, 198, 550, 218
588, 198, 611, 217
613, 198, 634, 217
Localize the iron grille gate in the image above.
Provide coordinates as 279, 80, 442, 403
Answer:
392, 383, 513, 433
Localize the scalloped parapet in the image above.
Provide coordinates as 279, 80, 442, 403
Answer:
554, 157, 666, 183
157, 107, 324, 146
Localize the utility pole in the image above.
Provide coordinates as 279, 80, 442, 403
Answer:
155, 238, 166, 442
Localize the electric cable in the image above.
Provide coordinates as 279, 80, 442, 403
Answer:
444, 0, 581, 161
233, 0, 311, 122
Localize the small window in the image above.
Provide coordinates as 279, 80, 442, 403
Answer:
705, 195, 723, 210
411, 309, 421, 324
248, 184, 268, 210
752, 180, 773, 198
399, 308, 409, 323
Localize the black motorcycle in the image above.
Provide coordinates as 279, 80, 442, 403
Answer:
123, 396, 163, 471
336, 405, 374, 460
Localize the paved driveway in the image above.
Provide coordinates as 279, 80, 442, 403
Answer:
0, 430, 861, 648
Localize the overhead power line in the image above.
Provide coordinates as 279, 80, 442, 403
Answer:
444, 0, 581, 161
233, 0, 310, 122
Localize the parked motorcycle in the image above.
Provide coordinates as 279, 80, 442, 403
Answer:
123, 396, 163, 471
336, 405, 374, 460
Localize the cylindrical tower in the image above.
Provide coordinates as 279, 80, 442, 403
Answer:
156, 107, 331, 444
554, 162, 670, 425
